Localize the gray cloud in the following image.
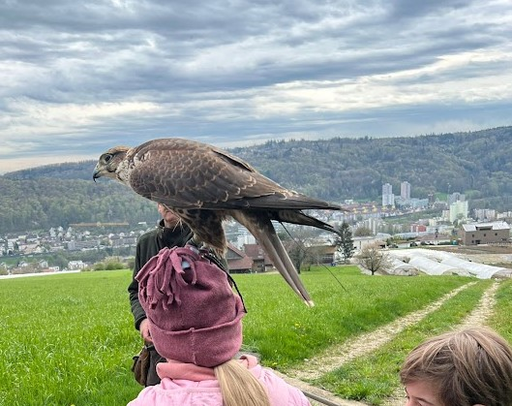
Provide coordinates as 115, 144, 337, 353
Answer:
0, 0, 511, 172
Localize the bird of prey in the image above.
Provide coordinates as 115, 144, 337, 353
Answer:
93, 138, 343, 306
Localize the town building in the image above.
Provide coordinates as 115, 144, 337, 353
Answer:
225, 244, 254, 273
410, 223, 427, 233
243, 243, 273, 273
448, 192, 465, 205
382, 183, 394, 207
473, 208, 497, 221
400, 181, 411, 200
459, 221, 510, 245
449, 200, 469, 223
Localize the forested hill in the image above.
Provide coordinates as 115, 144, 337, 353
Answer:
2, 126, 512, 233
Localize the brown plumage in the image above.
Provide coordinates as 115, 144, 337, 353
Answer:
93, 138, 343, 306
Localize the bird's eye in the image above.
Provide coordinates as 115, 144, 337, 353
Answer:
104, 154, 112, 163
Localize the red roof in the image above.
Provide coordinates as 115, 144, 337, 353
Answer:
226, 243, 254, 271
243, 243, 273, 265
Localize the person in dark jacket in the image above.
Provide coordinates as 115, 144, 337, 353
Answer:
128, 203, 193, 385
129, 203, 229, 385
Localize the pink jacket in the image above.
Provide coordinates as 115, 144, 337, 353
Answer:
127, 355, 311, 406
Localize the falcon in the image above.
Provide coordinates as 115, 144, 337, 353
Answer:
92, 138, 343, 306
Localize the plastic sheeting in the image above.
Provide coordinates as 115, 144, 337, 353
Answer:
441, 256, 507, 279
388, 248, 511, 279
388, 258, 419, 276
407, 256, 469, 276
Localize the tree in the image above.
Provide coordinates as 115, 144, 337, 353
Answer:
51, 253, 69, 269
354, 226, 372, 237
280, 226, 319, 273
356, 243, 391, 275
334, 222, 355, 263
285, 240, 312, 274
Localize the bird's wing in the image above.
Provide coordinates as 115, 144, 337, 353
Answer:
127, 138, 341, 211
126, 138, 258, 208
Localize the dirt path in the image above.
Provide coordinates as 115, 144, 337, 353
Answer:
382, 281, 500, 406
288, 282, 475, 381
459, 281, 499, 327
281, 281, 500, 406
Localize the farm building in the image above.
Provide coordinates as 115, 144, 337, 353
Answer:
459, 221, 510, 245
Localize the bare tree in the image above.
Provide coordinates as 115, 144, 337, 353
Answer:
354, 226, 372, 237
279, 226, 319, 273
356, 243, 391, 275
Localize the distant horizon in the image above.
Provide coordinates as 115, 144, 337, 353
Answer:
2, 124, 510, 175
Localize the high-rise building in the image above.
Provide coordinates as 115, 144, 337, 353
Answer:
449, 192, 465, 205
449, 200, 469, 223
382, 183, 394, 207
400, 181, 411, 200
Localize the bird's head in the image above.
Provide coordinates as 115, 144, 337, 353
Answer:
92, 146, 130, 183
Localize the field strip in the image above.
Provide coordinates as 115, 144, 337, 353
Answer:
459, 280, 499, 327
383, 281, 500, 406
273, 371, 369, 406
288, 282, 475, 381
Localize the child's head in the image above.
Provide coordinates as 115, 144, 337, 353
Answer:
136, 246, 246, 367
136, 246, 273, 406
400, 327, 512, 406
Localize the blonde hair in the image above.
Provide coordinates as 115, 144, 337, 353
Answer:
400, 327, 512, 406
214, 359, 271, 406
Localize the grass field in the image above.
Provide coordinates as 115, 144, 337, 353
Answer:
0, 267, 509, 405
314, 280, 491, 403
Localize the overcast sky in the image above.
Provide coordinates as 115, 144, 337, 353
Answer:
1, 0, 511, 173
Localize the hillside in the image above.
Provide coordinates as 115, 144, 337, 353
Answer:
230, 126, 512, 202
2, 126, 512, 233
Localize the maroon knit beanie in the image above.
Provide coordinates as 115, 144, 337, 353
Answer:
136, 246, 246, 367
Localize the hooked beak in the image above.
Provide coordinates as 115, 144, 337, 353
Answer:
92, 165, 102, 183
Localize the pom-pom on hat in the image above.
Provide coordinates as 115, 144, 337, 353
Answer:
136, 246, 246, 367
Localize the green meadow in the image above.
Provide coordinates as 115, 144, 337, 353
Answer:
0, 268, 510, 406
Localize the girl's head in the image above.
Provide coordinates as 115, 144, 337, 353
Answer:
136, 246, 246, 367
136, 246, 270, 406
400, 327, 512, 406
